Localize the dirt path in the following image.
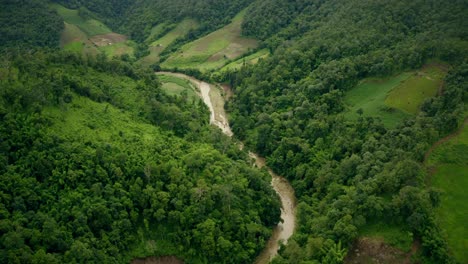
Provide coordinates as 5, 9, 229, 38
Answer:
424, 118, 468, 164
156, 72, 297, 263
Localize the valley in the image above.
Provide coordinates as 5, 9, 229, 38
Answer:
0, 0, 466, 264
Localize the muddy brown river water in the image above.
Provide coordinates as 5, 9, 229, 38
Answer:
155, 72, 297, 263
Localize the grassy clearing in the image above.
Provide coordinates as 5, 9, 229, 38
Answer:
344, 73, 412, 127
44, 95, 160, 148
359, 222, 413, 252
385, 65, 445, 114
139, 20, 198, 67
99, 41, 136, 58
344, 65, 446, 128
61, 22, 99, 55
161, 10, 258, 71
158, 74, 199, 102
426, 122, 468, 263
51, 3, 111, 36
145, 23, 168, 44
219, 49, 269, 72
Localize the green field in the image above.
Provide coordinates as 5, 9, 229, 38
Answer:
51, 4, 111, 36
344, 65, 446, 128
99, 41, 136, 58
61, 22, 99, 55
158, 74, 199, 102
386, 66, 446, 114
145, 23, 168, 44
161, 10, 258, 71
359, 222, 413, 252
219, 49, 269, 72
139, 20, 198, 67
426, 121, 468, 263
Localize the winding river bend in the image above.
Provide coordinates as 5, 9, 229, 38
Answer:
156, 72, 297, 263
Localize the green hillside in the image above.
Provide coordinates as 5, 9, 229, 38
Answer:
1, 0, 467, 264
343, 65, 446, 127
426, 120, 468, 263
161, 10, 258, 71
139, 19, 199, 67
51, 3, 112, 36
0, 51, 280, 263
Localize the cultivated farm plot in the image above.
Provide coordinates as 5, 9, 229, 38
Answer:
139, 19, 198, 67
53, 3, 134, 58
158, 74, 199, 102
344, 65, 446, 128
426, 120, 468, 263
51, 4, 111, 36
161, 10, 258, 71
219, 49, 269, 72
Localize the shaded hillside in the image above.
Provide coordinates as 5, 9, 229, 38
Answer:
0, 0, 63, 48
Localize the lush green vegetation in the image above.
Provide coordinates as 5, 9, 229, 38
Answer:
344, 73, 413, 128
98, 41, 136, 58
0, 0, 63, 49
219, 49, 269, 73
358, 222, 413, 252
385, 65, 446, 114
161, 10, 258, 71
139, 19, 199, 67
158, 74, 199, 103
343, 65, 446, 128
222, 0, 467, 263
1, 0, 468, 263
426, 121, 468, 263
51, 3, 112, 36
0, 51, 280, 263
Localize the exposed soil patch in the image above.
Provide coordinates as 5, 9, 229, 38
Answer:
90, 33, 127, 46
345, 238, 412, 264
131, 256, 183, 264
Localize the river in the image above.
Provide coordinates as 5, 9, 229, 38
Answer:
156, 72, 297, 263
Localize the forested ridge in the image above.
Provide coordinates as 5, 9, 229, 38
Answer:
0, 0, 467, 263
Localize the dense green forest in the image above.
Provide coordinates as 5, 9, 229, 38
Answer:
0, 0, 63, 48
1, 0, 467, 263
224, 0, 467, 263
0, 51, 280, 263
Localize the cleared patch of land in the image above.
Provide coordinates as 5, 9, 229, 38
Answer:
60, 22, 99, 55
385, 65, 446, 114
161, 10, 258, 71
90, 33, 127, 46
158, 74, 199, 102
98, 41, 136, 58
426, 119, 468, 263
139, 20, 198, 67
53, 3, 134, 58
51, 3, 111, 36
358, 222, 413, 252
345, 237, 414, 264
344, 65, 446, 128
145, 23, 168, 44
219, 49, 269, 72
